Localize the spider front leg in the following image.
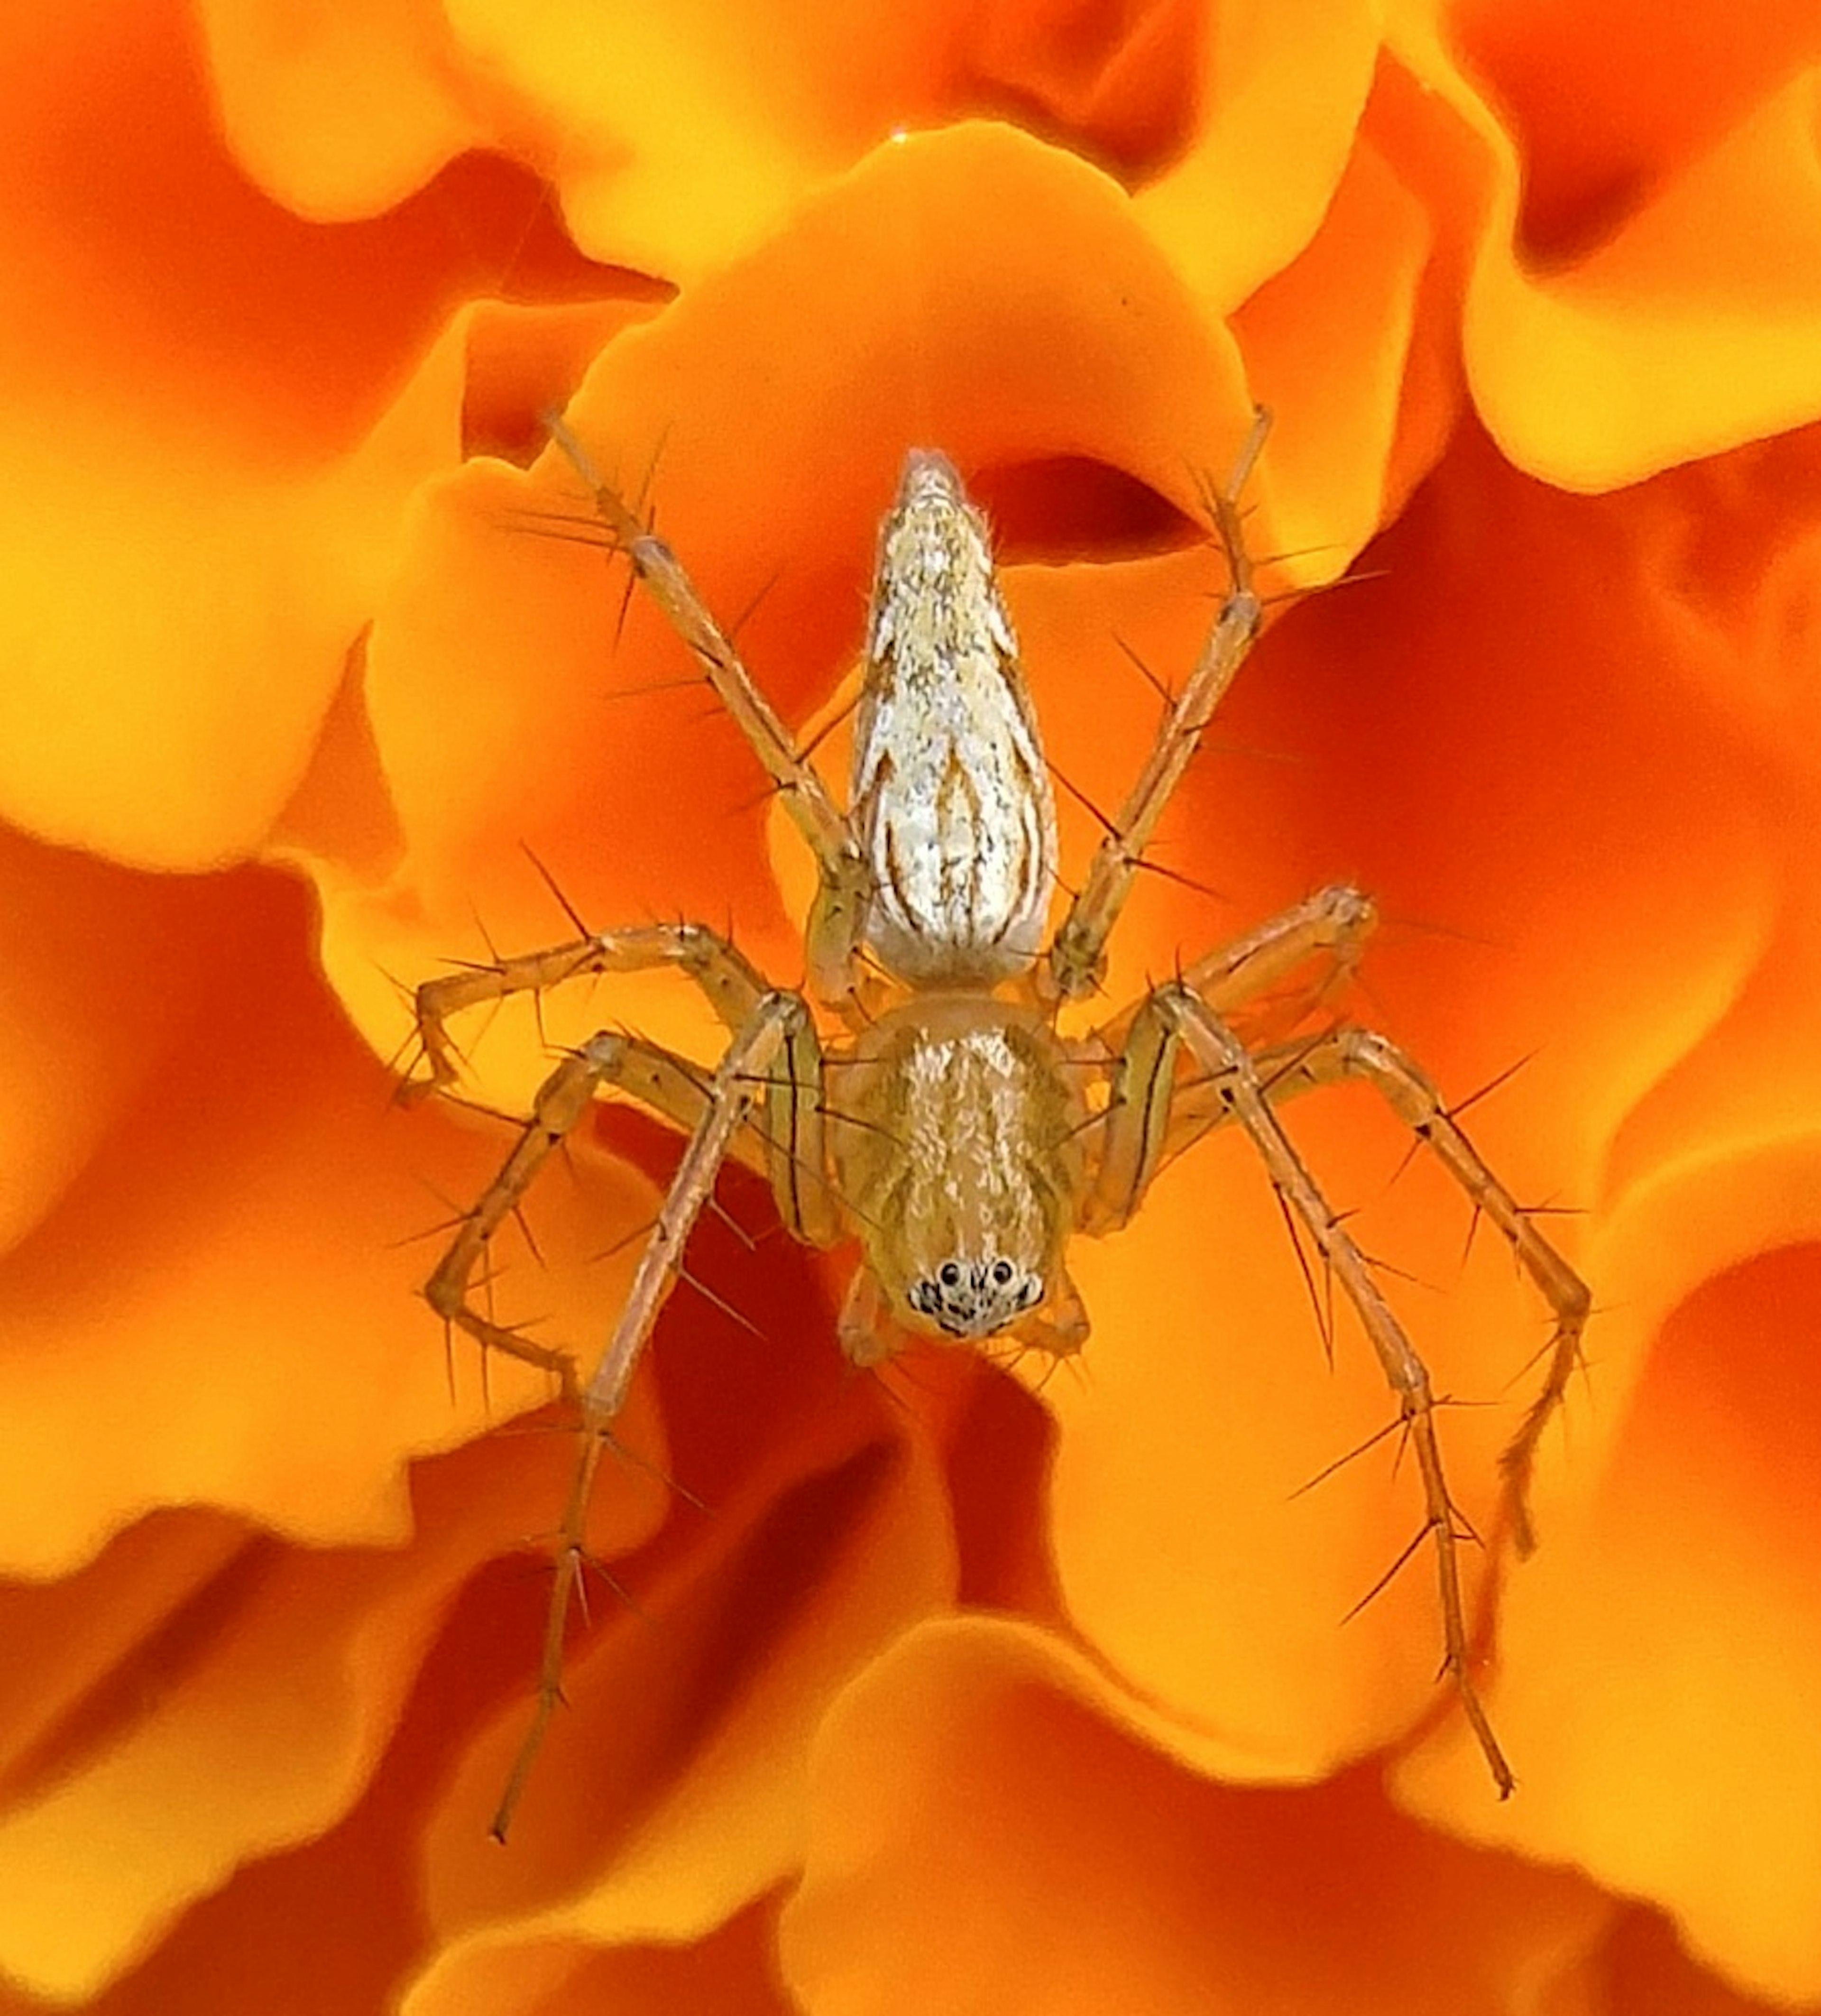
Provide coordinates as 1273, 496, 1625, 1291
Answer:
423, 1022, 783, 1384
1083, 882, 1380, 1231
490, 986, 831, 1841
1238, 1026, 1590, 1557
418, 921, 791, 1386
1094, 981, 1518, 1796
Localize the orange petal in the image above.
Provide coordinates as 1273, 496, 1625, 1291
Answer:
0, 1427, 665, 2003
1401, 881, 1821, 2004
1444, 0, 1821, 263
1598, 1907, 1808, 2016
0, 867, 657, 1578
779, 1617, 1609, 2015
420, 0, 963, 282
0, 5, 646, 869
1132, 0, 1381, 305
1392, 10, 1821, 485
400, 1404, 955, 2014
200, 0, 481, 218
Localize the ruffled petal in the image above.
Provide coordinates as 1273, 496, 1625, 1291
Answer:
1392, 6, 1821, 485
0, 4, 647, 870
1402, 878, 1821, 2004
399, 1408, 956, 2015
0, 867, 661, 1579
0, 1428, 668, 2003
779, 1616, 1609, 2015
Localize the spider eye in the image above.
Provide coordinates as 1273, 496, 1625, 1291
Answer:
939, 1261, 962, 1287
991, 1259, 1013, 1286
1020, 1275, 1043, 1309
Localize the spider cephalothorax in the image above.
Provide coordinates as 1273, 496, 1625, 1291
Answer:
412, 412, 1589, 1837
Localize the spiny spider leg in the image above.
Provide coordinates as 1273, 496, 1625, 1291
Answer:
412, 921, 771, 1095
490, 987, 823, 1840
1119, 983, 1518, 1795
1045, 406, 1272, 1003
423, 1012, 797, 1390
1083, 881, 1381, 1230
1234, 1027, 1590, 1556
542, 417, 872, 998
424, 1043, 618, 1399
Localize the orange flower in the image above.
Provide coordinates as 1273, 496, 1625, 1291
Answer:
1, 2, 1818, 2011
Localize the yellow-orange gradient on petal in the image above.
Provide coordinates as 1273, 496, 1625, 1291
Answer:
0, 0, 1819, 2011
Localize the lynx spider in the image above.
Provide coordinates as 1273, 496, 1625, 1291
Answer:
412, 410, 1590, 1838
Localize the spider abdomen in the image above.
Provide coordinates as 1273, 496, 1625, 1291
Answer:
853, 451, 1058, 985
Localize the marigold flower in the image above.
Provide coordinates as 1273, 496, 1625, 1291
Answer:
0, 3, 1817, 2012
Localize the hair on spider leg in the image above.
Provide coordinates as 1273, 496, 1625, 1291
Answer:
382, 1023, 438, 1098
1366, 900, 1517, 961
1287, 1407, 1408, 1503
586, 1209, 662, 1268
390, 1188, 486, 1252
723, 559, 791, 653
1266, 1178, 1337, 1368
508, 1201, 549, 1272
1108, 629, 1176, 708
1254, 568, 1393, 616
506, 504, 618, 543
484, 1405, 710, 1517
1046, 755, 1121, 841
999, 1341, 1091, 1401
1502, 1303, 1604, 1395
462, 904, 506, 981
464, 1306, 562, 1416
1043, 1105, 1118, 1161
1130, 850, 1238, 911
515, 841, 594, 939
492, 1521, 652, 1629
501, 504, 620, 563
469, 1255, 548, 1333
669, 1258, 769, 1344
1180, 404, 1273, 522
560, 1545, 643, 1633
1349, 1238, 1447, 1300
795, 684, 865, 767
595, 671, 724, 708
861, 1351, 939, 1411
1435, 1049, 1546, 1130
431, 1086, 550, 1133
613, 415, 677, 535
700, 1187, 763, 1253
1339, 1522, 1444, 1629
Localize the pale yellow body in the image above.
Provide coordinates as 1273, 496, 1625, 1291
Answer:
828, 995, 1088, 1356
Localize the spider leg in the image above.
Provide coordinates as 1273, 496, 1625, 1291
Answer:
422, 1020, 778, 1387
1083, 883, 1378, 1230
1094, 982, 1517, 1796
1045, 408, 1270, 1003
411, 920, 771, 1094
1236, 1027, 1589, 1558
491, 987, 824, 1839
543, 416, 873, 997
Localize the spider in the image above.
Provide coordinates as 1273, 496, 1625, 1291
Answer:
410, 409, 1590, 1839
